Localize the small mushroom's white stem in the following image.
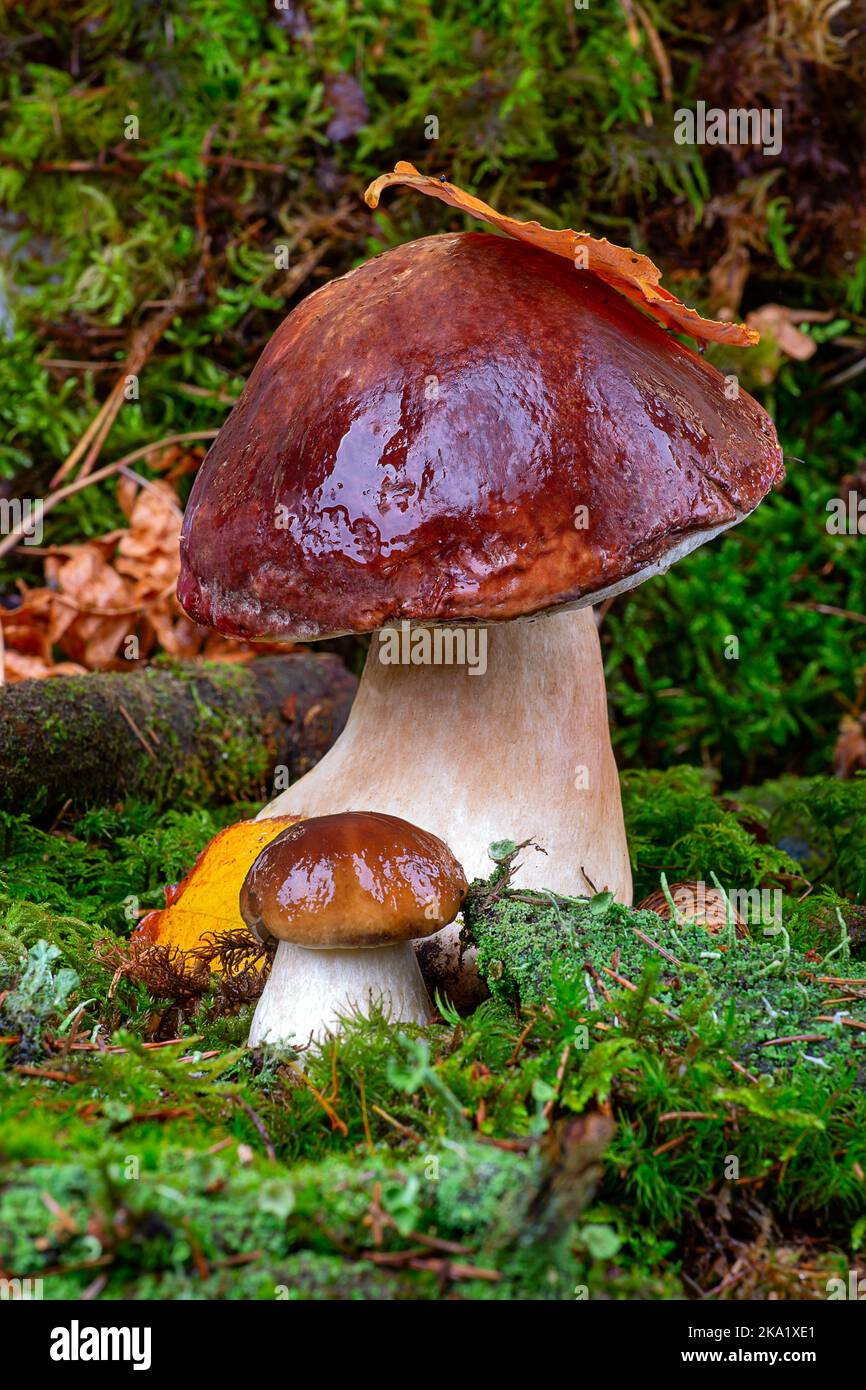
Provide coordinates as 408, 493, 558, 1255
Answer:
249, 940, 432, 1049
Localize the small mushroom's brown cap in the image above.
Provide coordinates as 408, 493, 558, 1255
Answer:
239, 811, 468, 948
178, 231, 784, 641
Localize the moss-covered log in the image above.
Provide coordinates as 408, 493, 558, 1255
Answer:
0, 655, 357, 818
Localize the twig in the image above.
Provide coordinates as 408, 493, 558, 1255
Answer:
117, 703, 157, 759
596, 964, 761, 1084
231, 1094, 277, 1163
542, 1043, 571, 1120
507, 1018, 535, 1065
657, 1111, 719, 1123
51, 267, 207, 487
786, 601, 866, 626
760, 1033, 827, 1046
0, 431, 217, 561
14, 1065, 79, 1082
630, 926, 683, 968
815, 1015, 866, 1031
370, 1104, 422, 1144
283, 1061, 348, 1134
653, 1130, 694, 1156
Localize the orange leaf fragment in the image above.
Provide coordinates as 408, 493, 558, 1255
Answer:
133, 816, 301, 958
365, 161, 759, 348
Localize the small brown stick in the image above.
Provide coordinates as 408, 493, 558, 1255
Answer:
586, 961, 616, 1007
186, 1228, 210, 1280
0, 430, 218, 561
634, 1, 673, 100
815, 1015, 866, 1031
476, 1136, 533, 1154
283, 1061, 348, 1134
786, 601, 866, 626
653, 1130, 694, 1157
47, 797, 73, 834
542, 1043, 572, 1120
367, 1249, 501, 1281
41, 1190, 79, 1234
51, 267, 207, 487
404, 1230, 471, 1255
730, 1059, 762, 1085
370, 1104, 422, 1144
357, 1068, 374, 1155
364, 1182, 387, 1247
231, 1094, 277, 1163
760, 1034, 827, 1046
630, 926, 683, 968
599, 965, 640, 992
597, 964, 762, 1085
507, 1018, 535, 1065
81, 1274, 108, 1301
117, 703, 157, 759
40, 358, 120, 372
14, 1065, 79, 1082
206, 1137, 234, 1156
210, 1250, 264, 1269
657, 1111, 719, 1123
117, 1107, 195, 1124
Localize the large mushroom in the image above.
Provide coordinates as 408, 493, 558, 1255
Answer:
178, 167, 784, 989
241, 811, 467, 1047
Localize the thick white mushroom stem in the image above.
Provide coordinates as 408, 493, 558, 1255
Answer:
262, 607, 631, 897
260, 607, 632, 1005
249, 940, 432, 1048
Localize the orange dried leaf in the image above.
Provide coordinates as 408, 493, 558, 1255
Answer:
133, 816, 301, 958
365, 161, 759, 348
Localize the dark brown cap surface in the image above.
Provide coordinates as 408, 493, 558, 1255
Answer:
178, 232, 783, 640
240, 811, 468, 948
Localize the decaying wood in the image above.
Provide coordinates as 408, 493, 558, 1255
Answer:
0, 653, 357, 817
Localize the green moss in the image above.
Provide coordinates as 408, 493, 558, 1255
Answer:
0, 800, 258, 929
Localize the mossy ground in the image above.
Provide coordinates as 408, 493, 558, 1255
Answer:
2, 773, 865, 1300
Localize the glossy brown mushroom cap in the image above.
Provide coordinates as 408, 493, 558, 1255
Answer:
239, 811, 468, 948
178, 232, 784, 641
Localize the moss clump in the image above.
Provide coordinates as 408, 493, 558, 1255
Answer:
464, 874, 866, 1074
620, 766, 804, 902
0, 800, 258, 930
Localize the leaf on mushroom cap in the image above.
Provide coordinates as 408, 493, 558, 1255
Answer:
365, 161, 759, 349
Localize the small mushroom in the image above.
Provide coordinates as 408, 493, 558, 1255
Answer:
242, 811, 467, 1049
